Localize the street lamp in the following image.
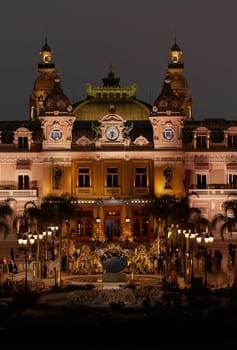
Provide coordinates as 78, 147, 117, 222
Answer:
196, 233, 214, 288
49, 225, 59, 286
184, 230, 198, 285
32, 231, 43, 279
35, 229, 52, 278
18, 233, 35, 290
176, 228, 185, 278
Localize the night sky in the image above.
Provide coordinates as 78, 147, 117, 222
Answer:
0, 0, 237, 121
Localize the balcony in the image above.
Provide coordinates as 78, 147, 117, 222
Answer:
0, 182, 38, 199
104, 187, 121, 196
188, 184, 237, 196
76, 187, 93, 195
133, 187, 150, 196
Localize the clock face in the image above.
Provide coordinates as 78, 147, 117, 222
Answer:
163, 127, 174, 141
106, 126, 119, 141
51, 129, 63, 141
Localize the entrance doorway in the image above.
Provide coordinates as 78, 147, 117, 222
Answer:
104, 206, 121, 242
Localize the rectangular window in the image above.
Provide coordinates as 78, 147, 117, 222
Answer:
18, 175, 30, 189
197, 136, 206, 149
18, 137, 28, 149
197, 174, 206, 189
78, 168, 90, 187
228, 135, 237, 148
106, 168, 118, 187
229, 174, 237, 188
135, 167, 147, 187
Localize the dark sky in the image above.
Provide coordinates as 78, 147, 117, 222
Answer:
0, 0, 237, 121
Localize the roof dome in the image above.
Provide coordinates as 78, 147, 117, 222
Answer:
43, 73, 72, 113
170, 73, 189, 90
33, 74, 55, 90
74, 99, 150, 121
152, 76, 184, 113
73, 66, 150, 121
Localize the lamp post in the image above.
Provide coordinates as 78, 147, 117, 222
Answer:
32, 231, 43, 279
177, 228, 185, 278
41, 229, 52, 278
18, 233, 35, 290
184, 230, 198, 285
196, 233, 214, 288
49, 225, 59, 286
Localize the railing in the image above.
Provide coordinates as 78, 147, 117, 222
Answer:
0, 188, 38, 198
188, 184, 237, 196
0, 181, 37, 189
133, 187, 150, 195
104, 187, 121, 196
0, 181, 38, 198
76, 187, 93, 195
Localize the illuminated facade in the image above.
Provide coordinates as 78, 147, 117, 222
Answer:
0, 38, 236, 253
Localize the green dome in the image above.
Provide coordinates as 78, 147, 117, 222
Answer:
73, 98, 150, 121
73, 66, 151, 121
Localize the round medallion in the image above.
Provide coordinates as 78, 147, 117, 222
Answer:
51, 129, 63, 141
163, 127, 174, 141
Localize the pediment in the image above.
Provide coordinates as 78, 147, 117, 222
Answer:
99, 113, 125, 123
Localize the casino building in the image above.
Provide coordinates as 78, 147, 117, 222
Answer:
0, 38, 236, 255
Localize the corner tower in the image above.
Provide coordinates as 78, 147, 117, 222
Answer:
167, 40, 193, 121
29, 37, 56, 121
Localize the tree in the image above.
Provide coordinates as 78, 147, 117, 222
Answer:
119, 221, 134, 246
42, 193, 79, 283
22, 200, 54, 279
144, 194, 192, 235
0, 200, 14, 239
212, 199, 237, 287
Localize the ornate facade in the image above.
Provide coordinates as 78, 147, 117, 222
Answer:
0, 38, 236, 252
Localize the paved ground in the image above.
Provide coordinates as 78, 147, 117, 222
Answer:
5, 270, 163, 291
1, 268, 237, 346
3, 263, 235, 293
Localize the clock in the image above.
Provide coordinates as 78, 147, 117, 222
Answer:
106, 126, 119, 141
51, 129, 63, 141
163, 127, 174, 141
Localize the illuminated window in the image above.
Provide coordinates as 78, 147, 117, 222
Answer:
18, 175, 29, 190
78, 168, 90, 187
106, 168, 118, 187
135, 167, 147, 187
229, 174, 237, 188
173, 55, 178, 63
197, 174, 206, 189
18, 137, 28, 149
197, 135, 207, 149
228, 135, 237, 148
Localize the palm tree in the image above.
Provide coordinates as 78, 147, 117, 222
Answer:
42, 193, 79, 284
143, 195, 191, 277
0, 200, 14, 239
144, 194, 194, 236
212, 199, 237, 287
22, 201, 55, 279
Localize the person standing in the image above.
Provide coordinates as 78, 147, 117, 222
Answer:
10, 247, 14, 261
